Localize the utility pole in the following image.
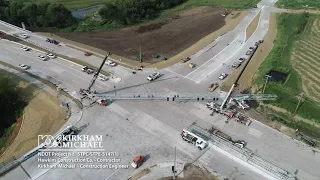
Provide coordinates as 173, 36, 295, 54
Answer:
139, 45, 142, 63
294, 93, 304, 115
173, 146, 176, 180
263, 75, 272, 93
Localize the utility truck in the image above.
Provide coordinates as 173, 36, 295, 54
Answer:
181, 125, 210, 150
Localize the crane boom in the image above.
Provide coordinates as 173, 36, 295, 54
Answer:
87, 52, 111, 91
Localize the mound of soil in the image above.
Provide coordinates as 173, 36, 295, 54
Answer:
56, 7, 225, 63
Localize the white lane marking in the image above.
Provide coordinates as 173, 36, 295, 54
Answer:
3, 47, 109, 89
248, 128, 262, 139
186, 35, 240, 77
105, 169, 120, 180
244, 6, 264, 41
163, 69, 185, 78
130, 109, 197, 157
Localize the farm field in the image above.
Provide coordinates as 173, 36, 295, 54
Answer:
277, 0, 320, 9
253, 13, 320, 140
56, 7, 227, 63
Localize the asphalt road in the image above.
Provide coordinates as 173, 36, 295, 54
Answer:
1, 0, 320, 180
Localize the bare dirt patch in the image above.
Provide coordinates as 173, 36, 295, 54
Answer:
158, 164, 219, 180
0, 90, 66, 163
128, 168, 151, 180
221, 13, 278, 92
152, 10, 248, 69
55, 7, 233, 64
246, 11, 261, 41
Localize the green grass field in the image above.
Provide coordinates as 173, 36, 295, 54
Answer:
15, 0, 111, 10
162, 0, 260, 15
277, 0, 320, 9
18, 0, 259, 10
253, 13, 320, 138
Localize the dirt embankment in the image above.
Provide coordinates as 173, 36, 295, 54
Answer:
221, 13, 278, 92
0, 90, 66, 163
246, 11, 261, 41
54, 7, 241, 64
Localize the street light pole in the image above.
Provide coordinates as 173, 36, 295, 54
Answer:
263, 75, 272, 93
173, 146, 176, 180
139, 45, 142, 63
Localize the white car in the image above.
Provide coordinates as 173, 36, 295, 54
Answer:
38, 55, 48, 61
21, 46, 30, 51
81, 66, 88, 72
105, 60, 116, 67
238, 57, 246, 63
19, 64, 30, 70
20, 34, 29, 39
47, 53, 56, 58
147, 72, 160, 81
99, 75, 108, 81
219, 73, 228, 80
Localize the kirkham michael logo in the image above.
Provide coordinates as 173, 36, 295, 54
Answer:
38, 134, 104, 151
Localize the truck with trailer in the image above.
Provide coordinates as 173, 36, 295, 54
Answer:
212, 129, 232, 141
181, 125, 210, 150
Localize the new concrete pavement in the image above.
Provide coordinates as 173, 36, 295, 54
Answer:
1, 0, 320, 179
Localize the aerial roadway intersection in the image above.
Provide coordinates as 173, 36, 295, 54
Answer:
0, 0, 319, 180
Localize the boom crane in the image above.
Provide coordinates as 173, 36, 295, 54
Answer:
80, 52, 111, 97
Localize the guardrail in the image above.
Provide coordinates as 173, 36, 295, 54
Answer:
0, 20, 32, 33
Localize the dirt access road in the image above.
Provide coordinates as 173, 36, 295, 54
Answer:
56, 7, 227, 63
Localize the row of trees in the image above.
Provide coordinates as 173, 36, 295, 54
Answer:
0, 0, 77, 29
99, 0, 187, 25
0, 76, 27, 137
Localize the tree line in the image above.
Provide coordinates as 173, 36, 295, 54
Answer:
0, 0, 77, 29
0, 75, 27, 137
99, 0, 187, 25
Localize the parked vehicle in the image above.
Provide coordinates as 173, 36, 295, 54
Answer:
47, 53, 56, 58
180, 57, 191, 63
20, 34, 29, 39
246, 50, 252, 55
230, 98, 250, 109
238, 57, 246, 63
99, 74, 108, 81
232, 62, 241, 68
38, 55, 48, 61
181, 125, 209, 150
232, 140, 246, 148
105, 60, 116, 67
131, 156, 145, 168
19, 64, 30, 70
81, 66, 88, 72
21, 46, 30, 51
84, 52, 92, 56
211, 129, 232, 141
235, 113, 252, 126
147, 72, 160, 81
208, 83, 219, 92
97, 99, 112, 106
219, 73, 228, 80
189, 63, 195, 68
86, 69, 94, 74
